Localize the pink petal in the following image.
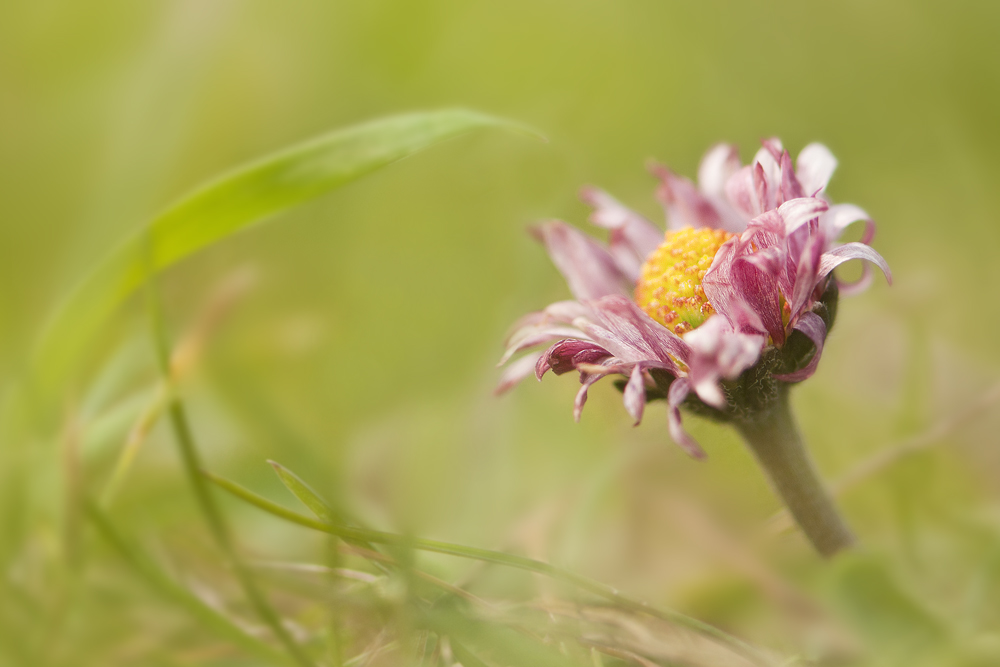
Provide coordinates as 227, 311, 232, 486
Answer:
498, 325, 588, 366
704, 238, 784, 344
683, 315, 764, 408
533, 221, 630, 301
774, 311, 826, 382
738, 245, 784, 279
837, 265, 874, 296
580, 187, 663, 257
623, 364, 646, 425
536, 339, 612, 378
779, 197, 830, 236
788, 232, 826, 323
580, 295, 690, 367
667, 378, 706, 459
724, 165, 759, 219
495, 352, 544, 395
652, 165, 724, 230
821, 203, 875, 245
760, 137, 784, 161
818, 243, 892, 286
779, 150, 805, 201
573, 372, 607, 422
698, 143, 742, 198
796, 143, 837, 196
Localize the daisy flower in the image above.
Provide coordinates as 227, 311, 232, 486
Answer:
497, 139, 891, 555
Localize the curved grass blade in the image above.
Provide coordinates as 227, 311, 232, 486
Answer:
204, 469, 775, 666
32, 109, 539, 393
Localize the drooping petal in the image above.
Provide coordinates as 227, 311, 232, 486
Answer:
580, 186, 663, 261
820, 203, 875, 244
698, 143, 742, 198
495, 351, 544, 395
498, 324, 589, 366
573, 371, 609, 422
683, 315, 764, 408
579, 295, 690, 367
623, 364, 647, 425
818, 242, 892, 285
536, 339, 612, 378
796, 143, 837, 196
667, 378, 706, 459
652, 165, 725, 230
774, 311, 826, 382
532, 221, 630, 301
779, 197, 830, 236
837, 265, 874, 296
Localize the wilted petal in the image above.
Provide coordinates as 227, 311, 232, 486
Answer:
536, 339, 612, 378
760, 137, 784, 160
796, 143, 837, 196
495, 352, 544, 395
623, 364, 647, 425
667, 378, 706, 459
788, 231, 826, 322
779, 150, 805, 202
779, 197, 830, 235
837, 265, 874, 296
818, 243, 892, 285
698, 143, 742, 198
533, 221, 630, 300
580, 295, 690, 367
683, 315, 764, 408
821, 203, 875, 245
774, 311, 826, 382
581, 187, 663, 257
704, 238, 784, 344
573, 371, 609, 422
653, 165, 724, 230
498, 325, 589, 366
738, 245, 785, 279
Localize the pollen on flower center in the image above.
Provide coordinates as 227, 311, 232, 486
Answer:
634, 226, 733, 334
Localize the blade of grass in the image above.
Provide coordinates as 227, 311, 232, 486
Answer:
204, 469, 775, 667
31, 109, 540, 395
269, 459, 339, 524
84, 499, 293, 666
143, 241, 317, 667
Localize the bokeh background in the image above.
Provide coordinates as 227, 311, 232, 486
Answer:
2, 1, 1000, 665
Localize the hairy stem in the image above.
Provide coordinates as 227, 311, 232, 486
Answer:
735, 390, 855, 557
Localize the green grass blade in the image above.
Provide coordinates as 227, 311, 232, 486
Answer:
268, 460, 337, 523
84, 499, 294, 666
204, 469, 774, 666
32, 109, 537, 393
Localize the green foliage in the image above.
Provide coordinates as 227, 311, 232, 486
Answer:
31, 109, 535, 395
3, 2, 1000, 666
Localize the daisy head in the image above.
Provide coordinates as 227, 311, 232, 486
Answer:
497, 139, 891, 457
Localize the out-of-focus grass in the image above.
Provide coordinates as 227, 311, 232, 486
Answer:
2, 1, 1000, 665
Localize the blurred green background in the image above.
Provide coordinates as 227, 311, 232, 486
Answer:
2, 1, 1000, 665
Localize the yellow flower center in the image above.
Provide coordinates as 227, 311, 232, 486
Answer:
634, 227, 734, 334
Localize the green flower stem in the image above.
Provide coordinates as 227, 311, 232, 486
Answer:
735, 389, 855, 558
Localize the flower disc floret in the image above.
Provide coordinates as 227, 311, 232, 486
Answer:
634, 227, 734, 334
